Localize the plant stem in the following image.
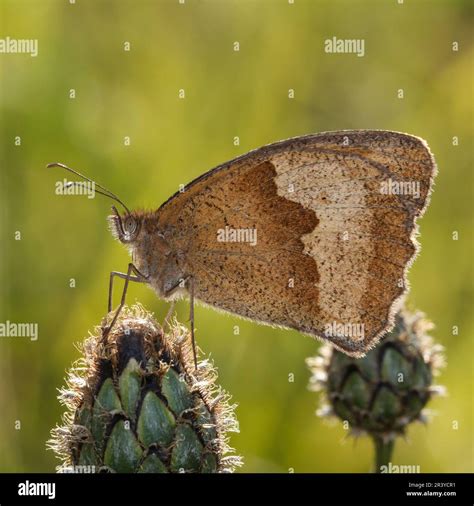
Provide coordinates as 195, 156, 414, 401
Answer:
372, 435, 395, 473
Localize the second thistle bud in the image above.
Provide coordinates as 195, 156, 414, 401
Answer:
307, 309, 445, 471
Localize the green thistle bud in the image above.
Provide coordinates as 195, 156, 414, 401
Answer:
307, 309, 445, 471
48, 304, 242, 473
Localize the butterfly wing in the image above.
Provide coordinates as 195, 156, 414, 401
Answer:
157, 130, 437, 356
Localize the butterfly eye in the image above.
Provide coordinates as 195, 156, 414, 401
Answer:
124, 217, 137, 235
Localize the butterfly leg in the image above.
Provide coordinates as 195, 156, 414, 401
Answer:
161, 275, 198, 370
108, 265, 146, 312
103, 263, 147, 340
188, 276, 198, 370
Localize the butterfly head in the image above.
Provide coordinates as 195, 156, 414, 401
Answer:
108, 207, 180, 293
108, 206, 142, 244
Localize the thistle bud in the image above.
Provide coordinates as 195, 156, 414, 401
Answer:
48, 305, 242, 473
307, 309, 445, 471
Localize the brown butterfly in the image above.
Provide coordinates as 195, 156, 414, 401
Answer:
48, 130, 437, 363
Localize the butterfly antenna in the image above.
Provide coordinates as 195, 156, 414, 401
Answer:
47, 162, 131, 215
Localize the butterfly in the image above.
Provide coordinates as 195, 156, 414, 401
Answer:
48, 130, 437, 361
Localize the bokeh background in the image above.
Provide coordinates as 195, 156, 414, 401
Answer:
0, 0, 472, 473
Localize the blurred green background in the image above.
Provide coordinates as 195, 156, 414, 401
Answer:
0, 0, 472, 473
